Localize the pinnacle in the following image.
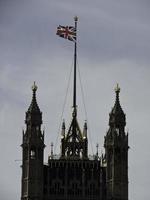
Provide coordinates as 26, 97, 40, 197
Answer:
27, 82, 41, 113
112, 84, 123, 115
32, 81, 38, 92
109, 84, 126, 128
115, 83, 120, 94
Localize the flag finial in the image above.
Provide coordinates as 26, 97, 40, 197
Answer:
74, 16, 78, 22
115, 83, 120, 93
32, 81, 38, 92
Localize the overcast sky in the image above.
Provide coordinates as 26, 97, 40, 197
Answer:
0, 0, 150, 200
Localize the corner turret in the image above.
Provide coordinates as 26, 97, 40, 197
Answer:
21, 82, 45, 200
104, 84, 128, 200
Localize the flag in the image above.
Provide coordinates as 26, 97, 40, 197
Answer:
56, 25, 76, 42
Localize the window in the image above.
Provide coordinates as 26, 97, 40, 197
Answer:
30, 149, 36, 159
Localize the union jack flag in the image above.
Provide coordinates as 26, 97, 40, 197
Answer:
56, 25, 76, 42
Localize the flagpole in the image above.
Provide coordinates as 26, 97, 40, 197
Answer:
73, 16, 78, 117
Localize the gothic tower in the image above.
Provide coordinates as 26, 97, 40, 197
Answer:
21, 83, 45, 200
104, 84, 128, 200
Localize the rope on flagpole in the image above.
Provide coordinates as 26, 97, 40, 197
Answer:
77, 59, 94, 155
54, 60, 74, 154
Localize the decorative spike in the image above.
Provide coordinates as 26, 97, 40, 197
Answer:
32, 81, 38, 92
31, 81, 38, 105
114, 83, 121, 108
115, 83, 120, 94
51, 142, 54, 159
84, 120, 87, 129
96, 143, 99, 157
74, 16, 78, 21
61, 120, 65, 138
62, 119, 65, 129
83, 120, 87, 139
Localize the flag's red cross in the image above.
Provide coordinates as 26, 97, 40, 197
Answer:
57, 25, 76, 42
58, 27, 75, 38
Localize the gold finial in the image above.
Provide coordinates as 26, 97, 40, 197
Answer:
115, 83, 120, 93
32, 81, 38, 92
74, 16, 78, 21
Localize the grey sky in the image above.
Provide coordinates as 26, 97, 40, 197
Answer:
0, 0, 150, 200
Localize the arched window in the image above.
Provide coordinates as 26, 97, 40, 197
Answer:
30, 147, 36, 159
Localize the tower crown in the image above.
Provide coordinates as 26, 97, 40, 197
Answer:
25, 82, 42, 126
109, 84, 126, 129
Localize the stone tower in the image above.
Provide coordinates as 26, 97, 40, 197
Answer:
104, 84, 128, 200
21, 82, 45, 200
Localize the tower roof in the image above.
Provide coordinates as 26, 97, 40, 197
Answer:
109, 84, 126, 128
27, 82, 41, 114
111, 84, 124, 115
25, 82, 42, 125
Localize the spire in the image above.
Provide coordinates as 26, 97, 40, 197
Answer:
28, 82, 41, 113
95, 143, 99, 159
83, 120, 87, 139
50, 142, 54, 159
25, 82, 42, 126
61, 119, 65, 138
112, 83, 122, 114
109, 84, 126, 129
